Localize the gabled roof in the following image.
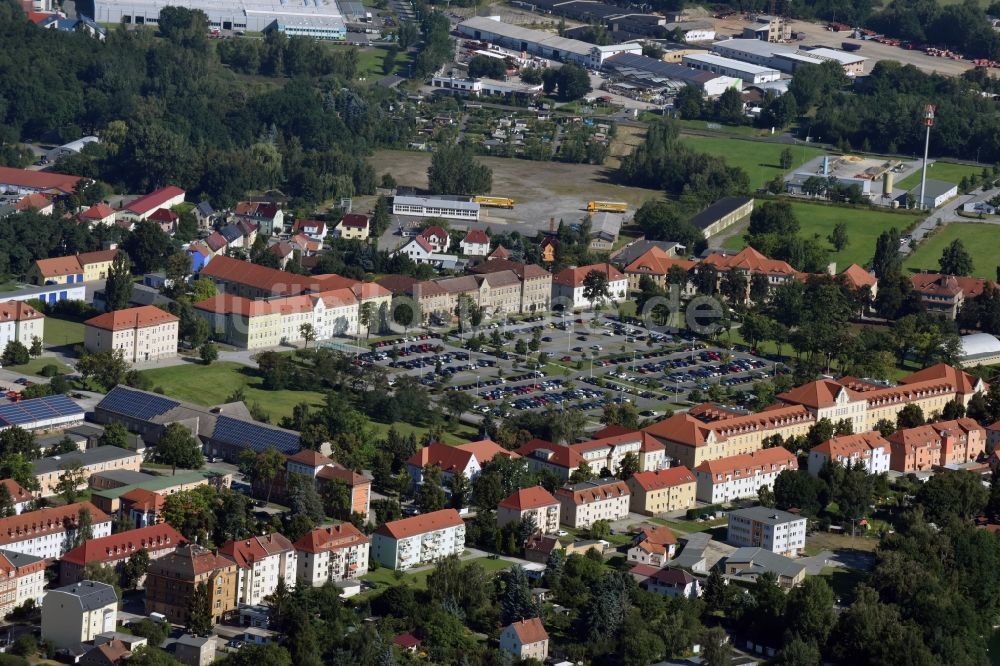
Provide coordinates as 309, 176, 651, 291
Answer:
85, 305, 179, 332
338, 213, 369, 229
812, 431, 889, 460
80, 203, 116, 221
909, 272, 990, 299
624, 247, 697, 276
507, 617, 548, 645
552, 263, 625, 288
0, 166, 82, 194
701, 246, 797, 277
234, 201, 281, 220
193, 294, 276, 317
887, 417, 985, 453
78, 249, 118, 266
0, 301, 43, 323
0, 479, 32, 505
406, 442, 475, 474
120, 488, 164, 513
287, 449, 333, 467
516, 439, 583, 469
648, 567, 695, 586
420, 225, 448, 242
16, 193, 52, 211
636, 524, 677, 546
644, 404, 812, 448
316, 464, 369, 487
456, 438, 517, 464
777, 378, 857, 410
148, 543, 234, 578
293, 524, 369, 554
34, 255, 82, 278
463, 229, 489, 245
897, 363, 982, 395
123, 186, 184, 216
694, 447, 797, 477
840, 263, 877, 289
489, 245, 511, 260
554, 478, 630, 505
0, 502, 109, 547
219, 533, 295, 568
499, 486, 558, 511
374, 508, 463, 540
470, 259, 550, 280
629, 466, 696, 491
61, 524, 183, 566
148, 208, 178, 223
206, 232, 228, 252
292, 219, 327, 234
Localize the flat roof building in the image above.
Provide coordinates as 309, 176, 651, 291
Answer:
682, 52, 780, 84
603, 52, 741, 96
393, 195, 480, 221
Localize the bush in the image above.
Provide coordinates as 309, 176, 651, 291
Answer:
39, 364, 60, 378
10, 634, 36, 657
686, 504, 724, 520
49, 300, 99, 320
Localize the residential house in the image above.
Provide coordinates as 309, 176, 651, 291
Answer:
623, 247, 697, 294
371, 509, 466, 570
27, 249, 119, 285
551, 263, 628, 310
120, 489, 164, 529
0, 502, 112, 559
144, 544, 239, 625
220, 533, 297, 606
726, 506, 807, 556
643, 567, 701, 598
497, 486, 560, 534
499, 618, 549, 662
555, 478, 630, 528
0, 300, 44, 351
0, 550, 45, 614
174, 634, 215, 666
419, 225, 451, 253
118, 186, 185, 222
807, 431, 891, 476
335, 214, 369, 240
887, 417, 986, 472
910, 272, 992, 319
16, 192, 54, 215
291, 219, 327, 241
84, 305, 180, 365
627, 525, 678, 568
80, 639, 132, 666
488, 245, 511, 261
524, 533, 564, 564
268, 241, 295, 269
460, 229, 491, 256
0, 479, 34, 514
294, 524, 370, 586
41, 581, 118, 649
569, 430, 664, 475
194, 201, 216, 229
234, 201, 283, 236
723, 547, 805, 588
626, 466, 697, 515
59, 524, 184, 585
839, 263, 878, 303
148, 208, 179, 234
392, 235, 458, 267
78, 203, 118, 226
186, 242, 213, 273
694, 447, 798, 504
406, 439, 517, 485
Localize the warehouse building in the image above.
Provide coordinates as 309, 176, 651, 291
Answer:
458, 16, 641, 68
603, 52, 741, 96
92, 0, 346, 38
686, 196, 754, 238
682, 53, 780, 84
393, 195, 480, 221
711, 39, 866, 76
431, 76, 543, 98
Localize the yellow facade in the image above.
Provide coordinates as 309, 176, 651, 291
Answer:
82, 258, 114, 281
627, 480, 696, 515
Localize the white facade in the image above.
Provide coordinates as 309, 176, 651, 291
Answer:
371, 510, 466, 570
235, 550, 296, 606
296, 533, 370, 586
41, 581, 118, 650
393, 195, 480, 221
807, 434, 891, 477
460, 238, 491, 257
555, 479, 630, 529
727, 507, 807, 556
0, 509, 112, 560
0, 306, 43, 352
552, 276, 629, 310
682, 53, 781, 83
694, 450, 797, 504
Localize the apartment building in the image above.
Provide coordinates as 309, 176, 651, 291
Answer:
807, 431, 891, 477
555, 478, 630, 529
41, 581, 118, 649
910, 272, 992, 319
0, 479, 34, 515
33, 445, 143, 497
406, 439, 517, 485
499, 618, 549, 663
84, 305, 180, 364
468, 259, 552, 314
497, 486, 560, 534
0, 550, 44, 614
144, 544, 239, 625
0, 300, 44, 351
27, 249, 119, 285
59, 524, 184, 585
0, 502, 112, 559
220, 533, 297, 606
623, 248, 697, 294
551, 263, 629, 310
371, 509, 466, 570
777, 378, 869, 434
694, 447, 797, 504
626, 466, 697, 515
887, 418, 986, 473
726, 506, 807, 556
294, 524, 370, 586
233, 201, 283, 236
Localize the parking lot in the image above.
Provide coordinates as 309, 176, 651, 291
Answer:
357, 312, 782, 421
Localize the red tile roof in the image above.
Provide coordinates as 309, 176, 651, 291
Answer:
0, 502, 109, 548
78, 250, 119, 266
624, 247, 697, 276
499, 486, 558, 511
393, 633, 422, 649
840, 264, 877, 289
488, 245, 511, 260
316, 464, 369, 487
293, 523, 368, 554
813, 431, 889, 459
80, 203, 116, 221
148, 208, 178, 223
61, 524, 183, 566
635, 524, 676, 546
0, 301, 42, 323
292, 219, 326, 235
898, 363, 983, 396
16, 193, 52, 211
644, 405, 812, 448
287, 450, 333, 467
469, 259, 550, 281
629, 466, 696, 491
508, 617, 548, 645
420, 226, 448, 242
701, 247, 797, 277
552, 263, 625, 288
0, 167, 82, 194
463, 229, 489, 244
456, 438, 518, 464
338, 214, 369, 230
777, 378, 858, 410
555, 478, 630, 506
193, 293, 277, 317
85, 305, 179, 332
220, 533, 295, 568
34, 255, 83, 278
407, 443, 475, 475
235, 201, 281, 220
123, 186, 184, 216
374, 508, 463, 540
516, 439, 583, 469
910, 272, 990, 299
120, 488, 164, 513
694, 446, 797, 477
0, 479, 32, 505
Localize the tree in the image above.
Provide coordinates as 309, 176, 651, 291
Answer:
758, 484, 776, 508
915, 469, 988, 522
28, 336, 42, 357
285, 472, 325, 523
77, 350, 129, 390
130, 618, 169, 648
939, 238, 974, 276
1, 340, 28, 367
122, 549, 151, 589
99, 422, 130, 449
199, 342, 218, 365
427, 144, 492, 196
55, 460, 86, 503
186, 581, 213, 635
104, 252, 134, 312
543, 63, 592, 100
774, 469, 825, 515
829, 222, 849, 252
149, 423, 204, 473
785, 576, 836, 646
74, 507, 94, 549
582, 270, 610, 309
780, 147, 794, 169
0, 485, 14, 518
0, 426, 39, 459
416, 465, 447, 513
249, 448, 285, 503
617, 452, 640, 480
870, 228, 903, 281
222, 644, 293, 666
499, 565, 538, 625
299, 323, 316, 349
702, 626, 731, 666
359, 302, 376, 340
896, 403, 925, 429
569, 461, 595, 483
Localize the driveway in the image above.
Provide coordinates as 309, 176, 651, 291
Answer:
798, 548, 875, 575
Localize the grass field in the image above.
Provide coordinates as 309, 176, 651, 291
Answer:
894, 160, 982, 190
43, 317, 84, 347
7, 356, 72, 377
356, 46, 407, 79
724, 201, 920, 268
679, 136, 827, 190
903, 223, 1000, 279
361, 556, 516, 594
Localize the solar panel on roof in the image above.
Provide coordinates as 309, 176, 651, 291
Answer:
97, 386, 179, 421
212, 416, 300, 455
0, 394, 83, 427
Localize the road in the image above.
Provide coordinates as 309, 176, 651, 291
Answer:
898, 183, 1000, 255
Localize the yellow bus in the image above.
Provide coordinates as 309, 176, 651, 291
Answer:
473, 196, 516, 209
587, 200, 627, 213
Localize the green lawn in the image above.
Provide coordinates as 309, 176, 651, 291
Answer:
139, 361, 325, 423
43, 317, 84, 347
7, 356, 72, 377
361, 556, 516, 594
724, 201, 920, 269
904, 223, 1000, 279
894, 161, 982, 190
356, 46, 407, 79
679, 136, 827, 190
820, 566, 870, 604
368, 419, 480, 446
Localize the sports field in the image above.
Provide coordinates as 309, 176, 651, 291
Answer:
724, 201, 920, 269
903, 223, 1000, 279
678, 136, 827, 190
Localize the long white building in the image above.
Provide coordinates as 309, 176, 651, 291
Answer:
807, 431, 891, 476
726, 506, 807, 557
0, 503, 112, 560
693, 447, 797, 504
393, 195, 480, 221
294, 524, 370, 585
682, 52, 781, 84
371, 509, 466, 570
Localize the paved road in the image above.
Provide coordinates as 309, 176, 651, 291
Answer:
899, 184, 1000, 256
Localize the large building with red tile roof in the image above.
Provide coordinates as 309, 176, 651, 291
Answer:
555, 478, 630, 528
407, 440, 517, 485
144, 544, 238, 625
220, 533, 297, 605
0, 300, 44, 353
469, 260, 552, 314
626, 466, 697, 515
887, 418, 985, 473
497, 486, 560, 533
59, 524, 184, 585
623, 246, 698, 294
552, 263, 629, 309
807, 431, 891, 476
0, 550, 45, 615
0, 166, 82, 195
499, 617, 549, 662
119, 186, 185, 221
371, 509, 466, 570
0, 501, 112, 560
252, 452, 371, 519
693, 447, 797, 504
910, 272, 993, 319
294, 524, 369, 585
84, 305, 179, 364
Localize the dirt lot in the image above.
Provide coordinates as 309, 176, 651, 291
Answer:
710, 15, 975, 77
368, 149, 660, 232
